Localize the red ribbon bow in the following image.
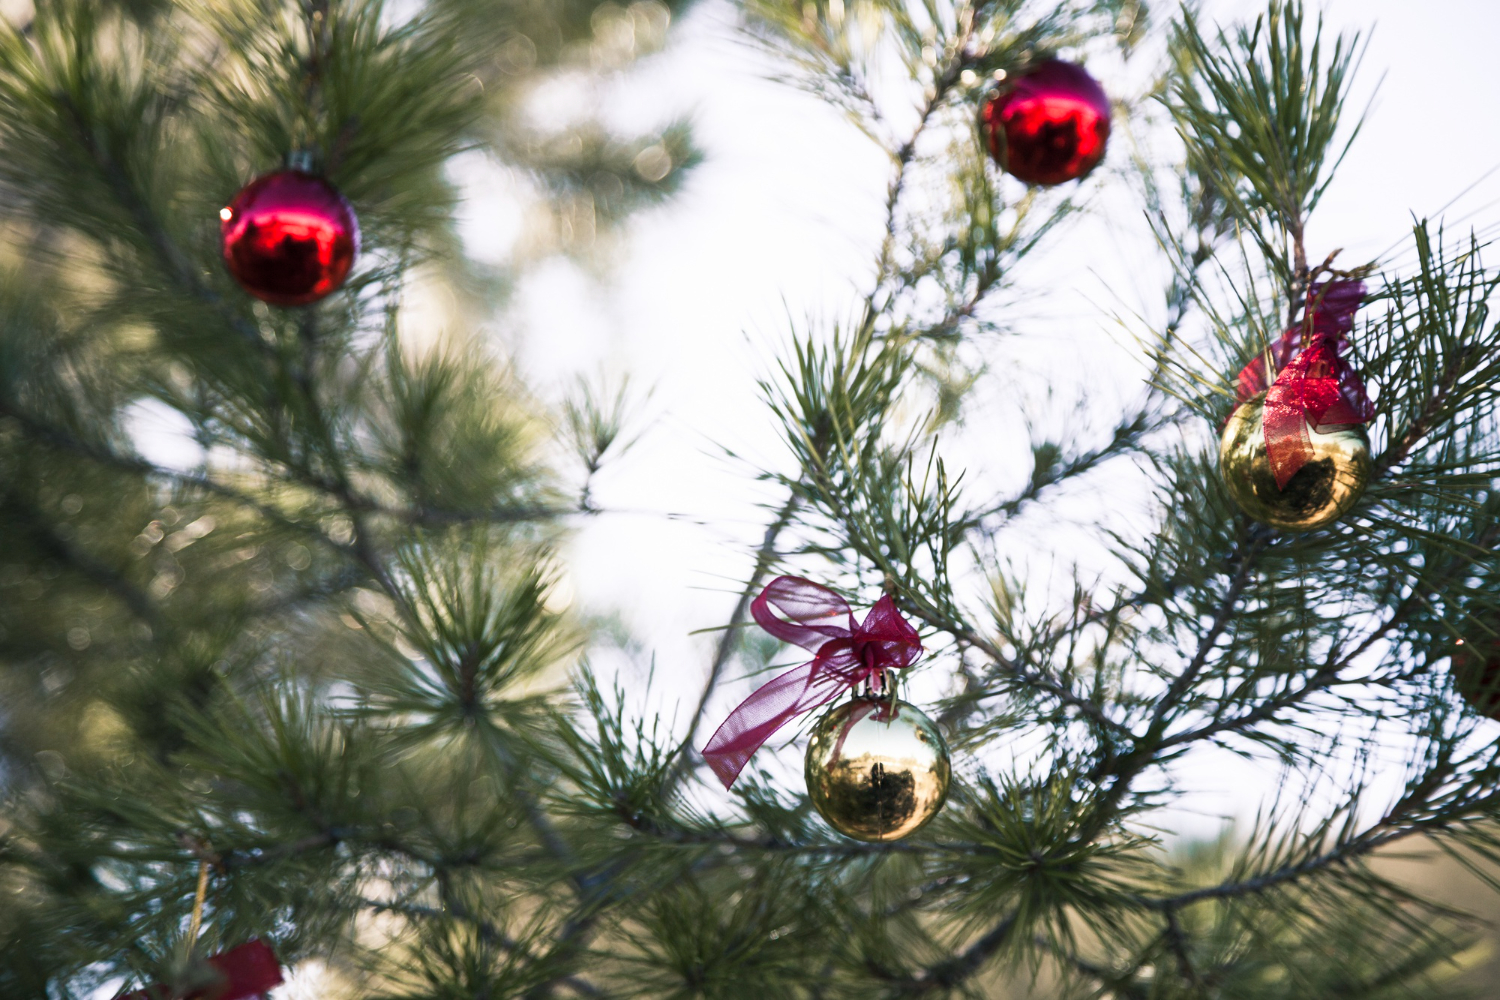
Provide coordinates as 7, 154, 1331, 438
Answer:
1235, 279, 1375, 488
701, 576, 923, 789
118, 940, 283, 1000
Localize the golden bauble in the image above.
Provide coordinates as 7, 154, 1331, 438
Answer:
805, 697, 950, 842
1219, 393, 1371, 532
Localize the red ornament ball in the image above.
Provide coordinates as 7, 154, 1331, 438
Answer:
981, 60, 1111, 186
1452, 636, 1500, 720
220, 170, 359, 306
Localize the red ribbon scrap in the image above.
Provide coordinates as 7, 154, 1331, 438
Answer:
1235, 279, 1375, 488
118, 940, 284, 1000
702, 576, 923, 789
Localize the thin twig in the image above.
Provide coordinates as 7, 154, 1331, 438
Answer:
1162, 906, 1203, 991
900, 912, 1017, 993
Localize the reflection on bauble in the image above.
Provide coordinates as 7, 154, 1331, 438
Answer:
805, 697, 950, 842
1219, 393, 1371, 532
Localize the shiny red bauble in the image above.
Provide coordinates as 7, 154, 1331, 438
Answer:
981, 59, 1111, 186
1452, 637, 1500, 720
220, 170, 359, 306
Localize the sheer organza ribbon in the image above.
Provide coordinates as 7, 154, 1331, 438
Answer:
702, 576, 923, 789
118, 939, 283, 1000
1235, 279, 1375, 488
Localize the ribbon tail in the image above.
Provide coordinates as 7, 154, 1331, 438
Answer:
702, 658, 852, 789
1263, 387, 1313, 489
1262, 333, 1373, 490
1240, 280, 1373, 492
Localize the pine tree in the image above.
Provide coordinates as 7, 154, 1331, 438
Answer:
4, 0, 1500, 995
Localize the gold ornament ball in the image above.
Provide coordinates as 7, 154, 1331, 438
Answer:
805, 697, 951, 842
1218, 393, 1371, 532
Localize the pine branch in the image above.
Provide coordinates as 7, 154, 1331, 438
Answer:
243, 564, 365, 619
0, 398, 337, 541
1373, 342, 1476, 479
1161, 906, 1204, 991
56, 95, 277, 362
869, 38, 974, 315
1144, 820, 1408, 911
1040, 937, 1151, 1000
964, 410, 1164, 529
1161, 520, 1500, 752
904, 602, 1138, 740
2, 395, 566, 540
895, 911, 1018, 994
223, 830, 343, 868
8, 0, 1498, 994
1, 482, 160, 627
1148, 531, 1269, 734
615, 807, 991, 856
359, 899, 603, 997
1057, 530, 1273, 846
